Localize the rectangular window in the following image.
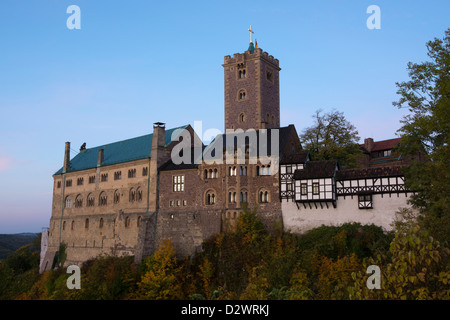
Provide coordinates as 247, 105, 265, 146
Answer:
301, 183, 307, 195
66, 179, 72, 187
358, 194, 373, 209
57, 181, 61, 188
286, 166, 292, 174
312, 182, 319, 195
173, 175, 184, 192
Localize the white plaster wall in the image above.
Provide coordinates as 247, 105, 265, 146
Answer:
282, 194, 411, 234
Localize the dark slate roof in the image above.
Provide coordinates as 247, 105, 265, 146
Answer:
159, 146, 205, 171
336, 166, 403, 180
280, 151, 309, 164
54, 125, 189, 175
293, 160, 338, 179
200, 125, 296, 161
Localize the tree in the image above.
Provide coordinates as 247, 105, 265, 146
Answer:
135, 240, 184, 300
393, 28, 450, 244
300, 109, 362, 167
348, 220, 450, 300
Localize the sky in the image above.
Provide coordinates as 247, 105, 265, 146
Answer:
0, 0, 448, 233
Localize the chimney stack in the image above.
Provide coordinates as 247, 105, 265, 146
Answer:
63, 142, 70, 173
152, 122, 166, 151
364, 138, 374, 152
97, 149, 104, 167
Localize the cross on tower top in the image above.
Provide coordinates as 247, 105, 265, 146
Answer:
248, 25, 254, 43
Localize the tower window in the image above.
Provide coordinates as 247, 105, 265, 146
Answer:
237, 63, 246, 79
238, 89, 246, 101
239, 113, 245, 123
266, 70, 273, 82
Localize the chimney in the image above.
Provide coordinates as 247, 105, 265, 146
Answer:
149, 122, 168, 212
364, 138, 374, 152
152, 122, 166, 150
97, 149, 104, 167
63, 142, 70, 173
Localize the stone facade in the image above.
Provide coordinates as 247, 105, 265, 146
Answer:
40, 42, 415, 272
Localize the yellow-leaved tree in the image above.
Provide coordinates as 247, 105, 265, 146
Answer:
135, 240, 183, 300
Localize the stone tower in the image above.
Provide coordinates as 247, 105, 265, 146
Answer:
223, 35, 281, 131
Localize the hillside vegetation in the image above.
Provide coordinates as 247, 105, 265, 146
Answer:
0, 207, 448, 300
0, 233, 39, 260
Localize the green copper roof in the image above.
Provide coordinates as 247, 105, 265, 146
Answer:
248, 42, 255, 53
54, 125, 189, 175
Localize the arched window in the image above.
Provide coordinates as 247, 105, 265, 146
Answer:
63, 221, 66, 231
75, 194, 83, 208
238, 89, 246, 100
71, 220, 75, 231
259, 190, 269, 203
125, 216, 131, 228
99, 218, 104, 229
136, 187, 143, 202
214, 169, 218, 178
137, 216, 142, 228
114, 190, 120, 204
129, 188, 136, 202
228, 191, 236, 204
206, 191, 216, 205
99, 192, 107, 206
85, 218, 89, 229
87, 193, 95, 207
239, 113, 245, 123
240, 190, 248, 203
65, 196, 72, 208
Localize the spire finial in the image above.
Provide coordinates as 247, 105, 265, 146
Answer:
248, 25, 254, 43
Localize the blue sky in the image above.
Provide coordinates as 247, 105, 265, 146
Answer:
0, 0, 448, 233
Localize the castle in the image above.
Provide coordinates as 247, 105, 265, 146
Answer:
39, 32, 416, 273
